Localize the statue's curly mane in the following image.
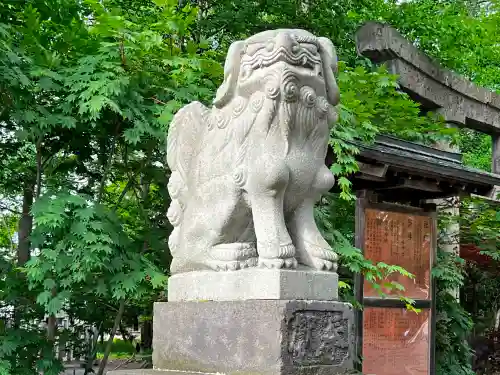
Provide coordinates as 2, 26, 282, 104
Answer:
166, 93, 275, 255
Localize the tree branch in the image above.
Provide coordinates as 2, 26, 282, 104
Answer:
35, 139, 43, 199
98, 123, 121, 203
97, 298, 126, 375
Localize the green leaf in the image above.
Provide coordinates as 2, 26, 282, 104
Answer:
43, 278, 56, 290
36, 291, 52, 307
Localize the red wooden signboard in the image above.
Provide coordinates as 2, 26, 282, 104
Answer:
357, 203, 435, 375
363, 209, 432, 300
362, 307, 431, 375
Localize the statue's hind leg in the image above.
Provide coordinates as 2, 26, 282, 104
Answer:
202, 179, 258, 271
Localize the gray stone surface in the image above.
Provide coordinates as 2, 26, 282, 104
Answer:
107, 372, 209, 375
152, 300, 355, 375
355, 22, 500, 132
166, 29, 340, 274
167, 268, 339, 301
108, 371, 355, 375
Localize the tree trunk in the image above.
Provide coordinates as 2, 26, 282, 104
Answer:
47, 313, 57, 341
141, 317, 153, 350
13, 184, 35, 329
139, 168, 153, 351
133, 315, 139, 331
119, 323, 131, 342
17, 185, 34, 265
84, 324, 102, 375
97, 299, 126, 375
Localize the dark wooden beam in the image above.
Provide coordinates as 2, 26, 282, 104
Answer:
492, 135, 500, 174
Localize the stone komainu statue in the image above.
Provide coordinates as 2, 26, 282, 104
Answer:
166, 29, 340, 274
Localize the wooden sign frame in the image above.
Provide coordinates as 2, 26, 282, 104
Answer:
355, 191, 437, 375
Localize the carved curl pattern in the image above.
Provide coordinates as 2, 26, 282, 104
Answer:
232, 96, 248, 118
315, 96, 329, 118
265, 73, 280, 100
250, 92, 265, 113
300, 86, 317, 107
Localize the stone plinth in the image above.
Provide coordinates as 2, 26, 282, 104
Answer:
152, 300, 355, 375
168, 268, 339, 302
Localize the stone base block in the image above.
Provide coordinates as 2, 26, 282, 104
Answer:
153, 300, 355, 375
167, 268, 339, 301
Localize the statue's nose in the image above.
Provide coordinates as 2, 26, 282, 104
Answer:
275, 32, 298, 52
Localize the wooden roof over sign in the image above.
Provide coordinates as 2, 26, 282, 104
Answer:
343, 22, 500, 203
328, 135, 500, 203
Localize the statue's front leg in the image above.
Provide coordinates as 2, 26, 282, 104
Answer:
247, 160, 297, 269
288, 198, 338, 271
288, 165, 338, 271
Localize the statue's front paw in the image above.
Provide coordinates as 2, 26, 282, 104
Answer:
257, 243, 298, 269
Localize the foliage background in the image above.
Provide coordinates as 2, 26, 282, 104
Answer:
1, 0, 500, 374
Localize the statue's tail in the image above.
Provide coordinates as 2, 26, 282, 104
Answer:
166, 102, 208, 256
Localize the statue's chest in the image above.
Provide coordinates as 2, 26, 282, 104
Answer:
285, 147, 323, 182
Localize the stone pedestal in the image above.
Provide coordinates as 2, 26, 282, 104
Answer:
109, 269, 356, 375
152, 300, 354, 375
168, 268, 339, 302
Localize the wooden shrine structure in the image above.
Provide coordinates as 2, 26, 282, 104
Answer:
334, 22, 500, 375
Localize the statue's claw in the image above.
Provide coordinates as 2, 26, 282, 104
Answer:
311, 258, 337, 272
284, 257, 298, 269
257, 256, 297, 269
207, 259, 257, 272
258, 258, 285, 269
296, 243, 338, 272
242, 257, 258, 268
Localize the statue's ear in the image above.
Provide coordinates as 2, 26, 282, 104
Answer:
318, 37, 340, 106
213, 40, 245, 108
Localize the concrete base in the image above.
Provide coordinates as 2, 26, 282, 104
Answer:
152, 300, 355, 375
167, 268, 339, 302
